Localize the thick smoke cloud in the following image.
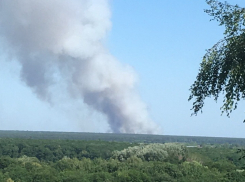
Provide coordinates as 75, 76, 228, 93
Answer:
0, 0, 160, 134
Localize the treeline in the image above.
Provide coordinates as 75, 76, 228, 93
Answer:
1, 130, 245, 145
2, 155, 245, 182
0, 138, 136, 162
1, 138, 245, 181
188, 145, 245, 170
0, 140, 245, 181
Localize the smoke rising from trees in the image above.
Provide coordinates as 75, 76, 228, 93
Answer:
0, 0, 160, 134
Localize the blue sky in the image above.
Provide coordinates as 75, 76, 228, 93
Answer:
1, 0, 245, 137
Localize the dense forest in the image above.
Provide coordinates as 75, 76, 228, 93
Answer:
1, 130, 245, 145
0, 132, 245, 181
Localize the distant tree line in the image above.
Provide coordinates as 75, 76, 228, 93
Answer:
1, 130, 245, 146
0, 138, 245, 181
0, 138, 136, 162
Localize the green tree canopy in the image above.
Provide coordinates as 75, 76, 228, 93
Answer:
189, 0, 245, 118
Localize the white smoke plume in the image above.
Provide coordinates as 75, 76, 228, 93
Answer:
0, 0, 160, 134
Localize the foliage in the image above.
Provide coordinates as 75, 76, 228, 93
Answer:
0, 137, 244, 181
0, 154, 242, 182
0, 138, 136, 162
112, 143, 168, 162
189, 0, 245, 117
112, 143, 187, 163
2, 130, 245, 145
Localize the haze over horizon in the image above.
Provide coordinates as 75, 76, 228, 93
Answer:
1, 0, 245, 138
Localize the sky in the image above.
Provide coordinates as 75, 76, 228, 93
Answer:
1, 0, 245, 138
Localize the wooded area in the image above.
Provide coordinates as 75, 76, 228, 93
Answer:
0, 133, 245, 181
1, 130, 245, 145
